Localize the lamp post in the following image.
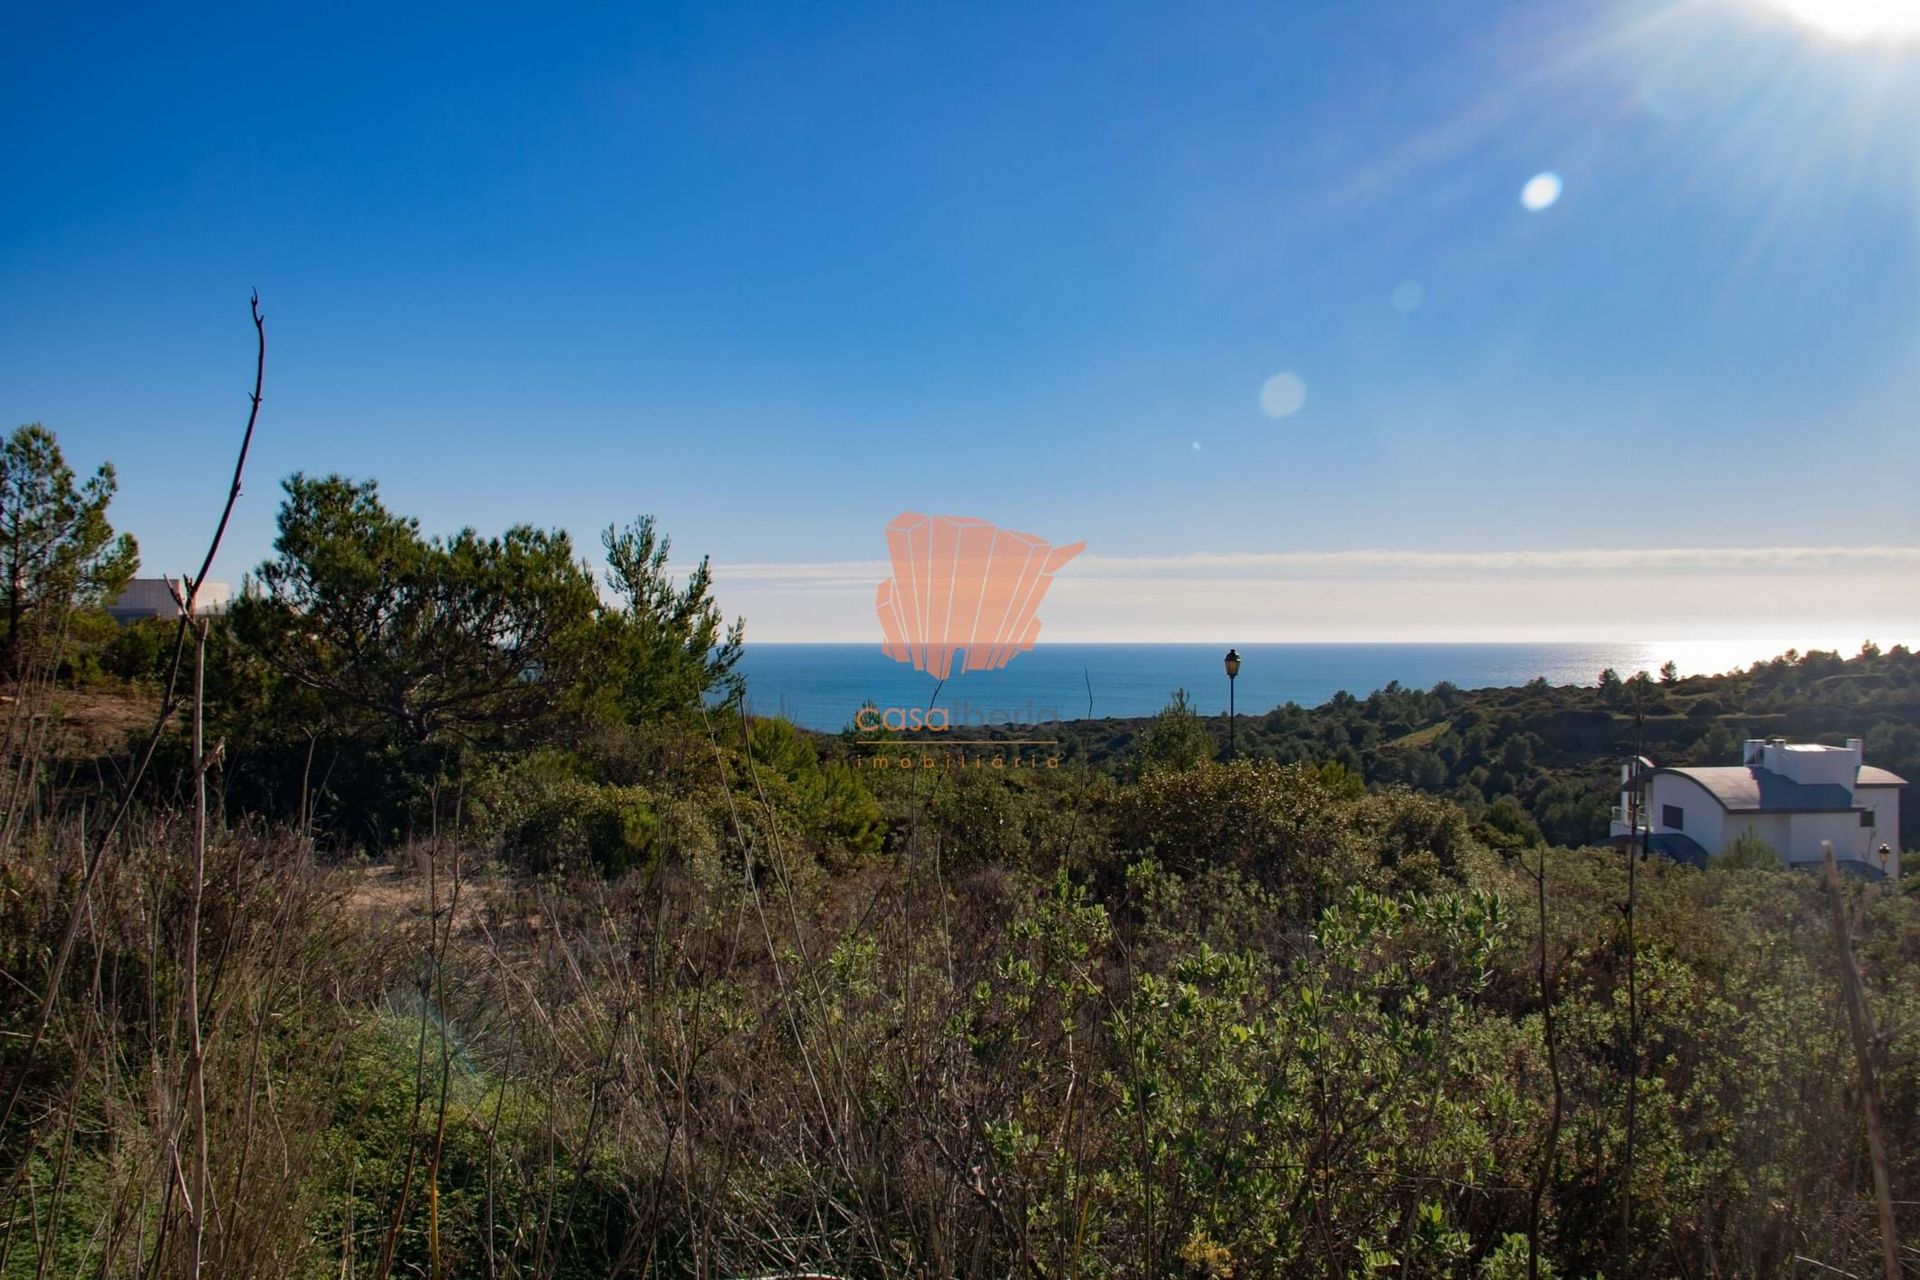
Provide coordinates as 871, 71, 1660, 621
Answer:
1224, 648, 1241, 760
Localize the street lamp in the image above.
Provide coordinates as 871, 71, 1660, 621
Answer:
1224, 648, 1241, 760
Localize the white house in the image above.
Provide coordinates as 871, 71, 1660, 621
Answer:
106, 577, 232, 622
1610, 737, 1904, 878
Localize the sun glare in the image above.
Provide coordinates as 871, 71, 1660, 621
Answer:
1755, 0, 1920, 41
1520, 172, 1563, 211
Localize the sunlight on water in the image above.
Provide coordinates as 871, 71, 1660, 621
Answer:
1624, 635, 1910, 678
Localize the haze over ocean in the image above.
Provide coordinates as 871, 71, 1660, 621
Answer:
734, 638, 1906, 733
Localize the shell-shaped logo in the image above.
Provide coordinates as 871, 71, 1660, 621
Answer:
875, 512, 1085, 680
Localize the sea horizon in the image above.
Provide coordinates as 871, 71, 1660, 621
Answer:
733, 637, 1902, 733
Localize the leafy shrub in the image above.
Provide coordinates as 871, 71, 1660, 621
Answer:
1708, 829, 1781, 872
98, 615, 177, 684
1113, 760, 1376, 923
927, 768, 1038, 874
746, 717, 885, 866
1350, 786, 1481, 890
1484, 794, 1543, 846
1135, 687, 1216, 773
470, 749, 659, 873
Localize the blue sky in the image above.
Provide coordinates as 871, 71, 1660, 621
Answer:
4, 0, 1918, 641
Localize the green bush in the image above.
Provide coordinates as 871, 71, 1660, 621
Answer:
471, 749, 659, 873
927, 768, 1037, 873
1708, 829, 1782, 871
1114, 759, 1377, 923
98, 614, 176, 684
1135, 687, 1216, 773
746, 716, 886, 866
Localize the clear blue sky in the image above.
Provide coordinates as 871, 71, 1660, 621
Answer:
5, 0, 1918, 640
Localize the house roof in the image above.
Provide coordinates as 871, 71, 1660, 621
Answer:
1646, 831, 1710, 867
1655, 764, 1906, 813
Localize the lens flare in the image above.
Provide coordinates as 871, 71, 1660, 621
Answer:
1259, 372, 1307, 419
1520, 172, 1563, 211
1755, 0, 1920, 41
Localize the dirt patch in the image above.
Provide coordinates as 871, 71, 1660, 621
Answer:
342, 863, 499, 937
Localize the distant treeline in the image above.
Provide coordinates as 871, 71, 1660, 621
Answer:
873, 645, 1920, 849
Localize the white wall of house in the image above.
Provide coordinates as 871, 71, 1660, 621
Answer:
1752, 738, 1861, 788
106, 577, 232, 621
1722, 812, 1789, 857
1783, 810, 1874, 869
1645, 774, 1725, 851
1645, 779, 1903, 876
1857, 786, 1902, 877
1623, 740, 1903, 877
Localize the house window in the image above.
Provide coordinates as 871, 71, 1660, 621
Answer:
1861, 810, 1876, 828
1662, 804, 1684, 831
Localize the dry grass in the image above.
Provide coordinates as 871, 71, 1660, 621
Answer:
2, 684, 166, 757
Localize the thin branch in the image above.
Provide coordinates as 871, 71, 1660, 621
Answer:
0, 293, 265, 1141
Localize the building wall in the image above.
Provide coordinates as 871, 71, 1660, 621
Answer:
1721, 812, 1790, 861
1647, 774, 1726, 851
1753, 739, 1862, 788
1638, 745, 1903, 877
1647, 774, 1905, 873
1857, 786, 1902, 878
1783, 810, 1874, 869
106, 578, 232, 621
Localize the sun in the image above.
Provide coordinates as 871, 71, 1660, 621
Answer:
1754, 0, 1920, 41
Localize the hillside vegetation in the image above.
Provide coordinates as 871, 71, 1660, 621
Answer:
965, 645, 1920, 849
3, 420, 1917, 1278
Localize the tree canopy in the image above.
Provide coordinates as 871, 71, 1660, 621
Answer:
598, 514, 743, 723
0, 424, 138, 678
216, 476, 746, 843
230, 473, 602, 749
1134, 687, 1216, 773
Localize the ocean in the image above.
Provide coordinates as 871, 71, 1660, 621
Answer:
733, 639, 1876, 733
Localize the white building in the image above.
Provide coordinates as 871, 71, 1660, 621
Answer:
106, 577, 232, 622
1610, 738, 1904, 879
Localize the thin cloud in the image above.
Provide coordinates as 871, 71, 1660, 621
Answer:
711, 545, 1920, 642
717, 545, 1920, 585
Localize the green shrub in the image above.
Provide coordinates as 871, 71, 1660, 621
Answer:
747, 717, 885, 867
471, 749, 659, 873
928, 768, 1036, 873
1113, 760, 1377, 923
1708, 829, 1782, 872
1135, 688, 1216, 773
